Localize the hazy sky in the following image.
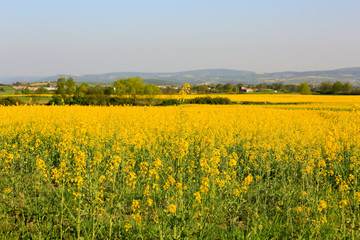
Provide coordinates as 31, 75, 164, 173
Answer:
1, 0, 360, 76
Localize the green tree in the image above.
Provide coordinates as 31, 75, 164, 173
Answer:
143, 84, 162, 95
24, 87, 32, 95
196, 85, 209, 94
65, 77, 76, 95
113, 77, 147, 97
35, 87, 50, 94
86, 87, 106, 105
299, 82, 311, 95
342, 83, 352, 94
56, 77, 66, 96
332, 81, 344, 94
127, 77, 146, 96
223, 83, 234, 93
320, 82, 333, 94
76, 83, 89, 98
256, 83, 267, 90
103, 86, 115, 95
215, 84, 223, 92
236, 83, 244, 89
113, 80, 126, 96
283, 84, 298, 93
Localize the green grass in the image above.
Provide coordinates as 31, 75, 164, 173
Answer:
0, 95, 52, 104
0, 85, 16, 95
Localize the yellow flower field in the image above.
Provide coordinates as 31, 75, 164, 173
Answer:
162, 93, 360, 104
3, 93, 360, 106
0, 101, 360, 238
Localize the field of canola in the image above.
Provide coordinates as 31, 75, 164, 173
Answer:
165, 93, 360, 104
1, 98, 360, 239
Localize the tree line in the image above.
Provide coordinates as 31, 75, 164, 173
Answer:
190, 83, 302, 94
189, 81, 360, 95
49, 77, 162, 105
299, 81, 359, 95
48, 77, 235, 106
318, 81, 358, 94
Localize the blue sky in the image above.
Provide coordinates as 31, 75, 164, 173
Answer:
1, 0, 359, 76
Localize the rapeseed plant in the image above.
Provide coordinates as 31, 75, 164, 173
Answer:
0, 97, 359, 238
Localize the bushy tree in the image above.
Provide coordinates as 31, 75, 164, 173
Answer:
35, 87, 50, 94
256, 83, 267, 90
236, 83, 244, 89
56, 77, 76, 96
299, 82, 311, 95
56, 77, 66, 96
215, 84, 223, 92
223, 83, 234, 93
144, 84, 162, 95
103, 87, 115, 95
342, 83, 352, 94
24, 87, 32, 95
113, 77, 160, 97
320, 82, 333, 94
332, 81, 344, 94
65, 77, 76, 95
76, 83, 89, 98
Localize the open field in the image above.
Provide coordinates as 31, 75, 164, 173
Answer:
163, 94, 360, 105
0, 85, 16, 96
0, 99, 360, 238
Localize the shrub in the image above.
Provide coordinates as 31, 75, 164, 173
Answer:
0, 97, 23, 105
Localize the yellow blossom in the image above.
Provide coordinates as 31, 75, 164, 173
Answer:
168, 204, 176, 214
318, 200, 327, 212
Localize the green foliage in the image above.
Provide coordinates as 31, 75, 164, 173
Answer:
222, 83, 233, 93
34, 87, 50, 94
65, 77, 76, 95
160, 97, 233, 105
0, 85, 16, 95
48, 95, 64, 105
299, 82, 311, 95
320, 81, 354, 94
342, 83, 352, 94
103, 86, 115, 95
237, 83, 244, 88
76, 83, 89, 97
56, 77, 66, 96
159, 99, 181, 106
320, 82, 333, 94
187, 96, 232, 105
144, 84, 162, 95
216, 84, 223, 91
332, 81, 344, 94
56, 77, 75, 96
0, 97, 23, 105
113, 77, 154, 97
24, 87, 32, 95
193, 85, 210, 94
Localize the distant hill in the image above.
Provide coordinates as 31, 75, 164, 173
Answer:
0, 76, 43, 85
32, 69, 255, 85
1, 67, 360, 86
264, 67, 360, 86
